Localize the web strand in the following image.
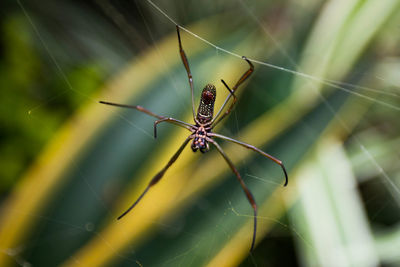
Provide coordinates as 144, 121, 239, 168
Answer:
234, 0, 400, 199
146, 0, 400, 202
145, 0, 400, 111
12, 1, 399, 265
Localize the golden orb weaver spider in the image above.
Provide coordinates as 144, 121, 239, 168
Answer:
99, 25, 288, 251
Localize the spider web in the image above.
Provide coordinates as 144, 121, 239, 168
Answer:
1, 0, 400, 266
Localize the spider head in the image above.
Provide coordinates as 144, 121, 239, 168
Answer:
197, 84, 216, 124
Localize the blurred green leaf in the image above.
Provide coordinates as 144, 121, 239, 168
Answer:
289, 140, 379, 267
1, 1, 400, 267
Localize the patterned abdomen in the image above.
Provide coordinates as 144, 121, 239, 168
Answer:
196, 84, 216, 124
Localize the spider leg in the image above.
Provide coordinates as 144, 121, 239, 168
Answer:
208, 79, 236, 126
117, 137, 192, 220
154, 118, 195, 138
176, 25, 197, 122
99, 101, 192, 132
212, 57, 254, 127
209, 133, 288, 186
209, 139, 257, 251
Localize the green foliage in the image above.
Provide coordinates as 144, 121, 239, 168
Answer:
0, 1, 399, 267
0, 14, 104, 192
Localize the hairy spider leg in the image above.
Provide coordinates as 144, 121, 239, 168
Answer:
211, 56, 254, 126
154, 118, 195, 138
117, 137, 192, 220
176, 25, 197, 122
209, 133, 288, 186
209, 139, 258, 251
99, 101, 193, 132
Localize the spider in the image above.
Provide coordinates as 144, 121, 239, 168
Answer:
99, 25, 288, 251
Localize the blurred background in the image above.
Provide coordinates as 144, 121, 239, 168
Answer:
0, 0, 400, 266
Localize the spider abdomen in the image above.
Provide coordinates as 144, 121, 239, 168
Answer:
196, 84, 216, 124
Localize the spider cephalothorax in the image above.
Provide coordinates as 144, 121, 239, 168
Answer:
99, 25, 288, 252
191, 125, 211, 153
